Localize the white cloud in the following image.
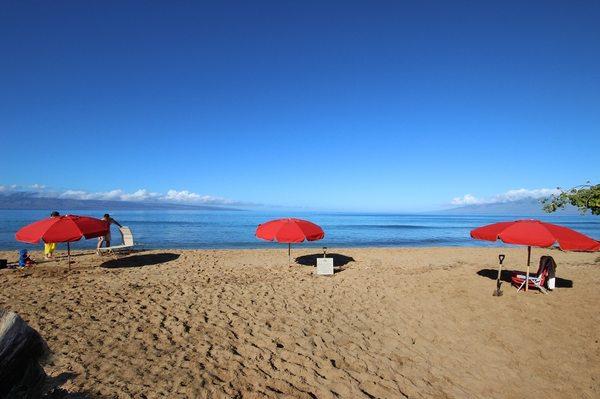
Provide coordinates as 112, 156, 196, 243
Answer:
451, 188, 561, 206
52, 187, 239, 205
164, 189, 203, 202
163, 190, 235, 205
496, 188, 561, 202
59, 190, 93, 200
451, 194, 481, 206
0, 183, 46, 192
58, 189, 125, 201
93, 189, 125, 201
121, 189, 161, 201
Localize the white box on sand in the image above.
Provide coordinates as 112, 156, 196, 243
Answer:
316, 258, 334, 275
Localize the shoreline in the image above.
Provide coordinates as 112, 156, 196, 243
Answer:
0, 242, 564, 255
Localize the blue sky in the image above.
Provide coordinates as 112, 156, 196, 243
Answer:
1, 1, 599, 211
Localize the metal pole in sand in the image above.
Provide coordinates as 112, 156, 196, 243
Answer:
525, 246, 531, 292
494, 254, 505, 296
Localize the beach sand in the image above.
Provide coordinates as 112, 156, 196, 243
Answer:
1, 247, 599, 398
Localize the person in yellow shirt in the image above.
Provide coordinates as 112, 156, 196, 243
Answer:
44, 211, 59, 259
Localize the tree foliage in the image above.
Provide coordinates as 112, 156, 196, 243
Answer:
542, 184, 600, 215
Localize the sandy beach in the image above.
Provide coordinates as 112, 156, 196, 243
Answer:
1, 246, 598, 398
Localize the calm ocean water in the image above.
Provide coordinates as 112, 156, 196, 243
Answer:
1, 210, 599, 251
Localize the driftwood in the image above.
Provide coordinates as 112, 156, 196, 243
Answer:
0, 308, 49, 398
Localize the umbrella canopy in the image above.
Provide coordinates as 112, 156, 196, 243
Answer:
16, 215, 109, 244
256, 218, 325, 243
256, 218, 325, 263
470, 219, 600, 251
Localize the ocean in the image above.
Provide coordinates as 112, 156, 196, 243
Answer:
1, 209, 599, 251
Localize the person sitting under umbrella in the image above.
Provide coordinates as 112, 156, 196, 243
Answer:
97, 213, 123, 254
18, 249, 36, 268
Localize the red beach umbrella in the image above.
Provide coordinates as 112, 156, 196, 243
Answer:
256, 218, 325, 262
16, 215, 109, 266
471, 219, 600, 291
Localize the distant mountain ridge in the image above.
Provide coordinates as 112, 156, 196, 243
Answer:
439, 198, 581, 216
0, 192, 240, 211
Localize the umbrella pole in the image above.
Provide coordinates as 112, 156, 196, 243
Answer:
525, 245, 531, 292
288, 243, 291, 265
67, 242, 71, 269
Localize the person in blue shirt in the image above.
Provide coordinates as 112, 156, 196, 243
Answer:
18, 249, 35, 268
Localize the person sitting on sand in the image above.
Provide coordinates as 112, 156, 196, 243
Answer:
97, 213, 123, 254
44, 211, 60, 259
18, 249, 36, 268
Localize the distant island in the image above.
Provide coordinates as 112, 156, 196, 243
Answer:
0, 192, 241, 211
0, 191, 587, 215
439, 198, 581, 216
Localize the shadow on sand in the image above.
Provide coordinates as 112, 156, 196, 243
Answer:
295, 253, 355, 268
476, 268, 573, 288
100, 253, 180, 269
42, 372, 103, 398
44, 390, 102, 399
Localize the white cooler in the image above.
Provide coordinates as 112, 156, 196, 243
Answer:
316, 258, 334, 275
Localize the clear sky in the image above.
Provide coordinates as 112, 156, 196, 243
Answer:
1, 1, 599, 211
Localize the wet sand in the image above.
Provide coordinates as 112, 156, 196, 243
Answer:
1, 247, 599, 398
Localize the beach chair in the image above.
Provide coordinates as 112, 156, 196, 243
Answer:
511, 256, 554, 294
98, 226, 135, 254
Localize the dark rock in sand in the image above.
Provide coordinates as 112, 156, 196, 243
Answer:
0, 308, 50, 398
